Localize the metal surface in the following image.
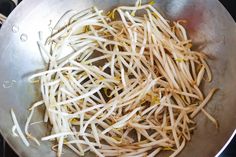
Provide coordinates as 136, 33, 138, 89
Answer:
0, 0, 235, 157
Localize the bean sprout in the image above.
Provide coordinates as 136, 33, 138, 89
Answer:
11, 109, 30, 147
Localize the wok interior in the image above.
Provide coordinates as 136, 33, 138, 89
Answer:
0, 0, 235, 156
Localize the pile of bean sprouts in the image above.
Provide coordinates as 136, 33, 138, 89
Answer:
11, 1, 218, 157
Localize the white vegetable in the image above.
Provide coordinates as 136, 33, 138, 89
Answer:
11, 109, 30, 147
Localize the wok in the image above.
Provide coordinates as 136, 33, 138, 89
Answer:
0, 0, 235, 156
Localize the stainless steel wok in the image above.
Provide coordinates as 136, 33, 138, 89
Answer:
0, 0, 235, 156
